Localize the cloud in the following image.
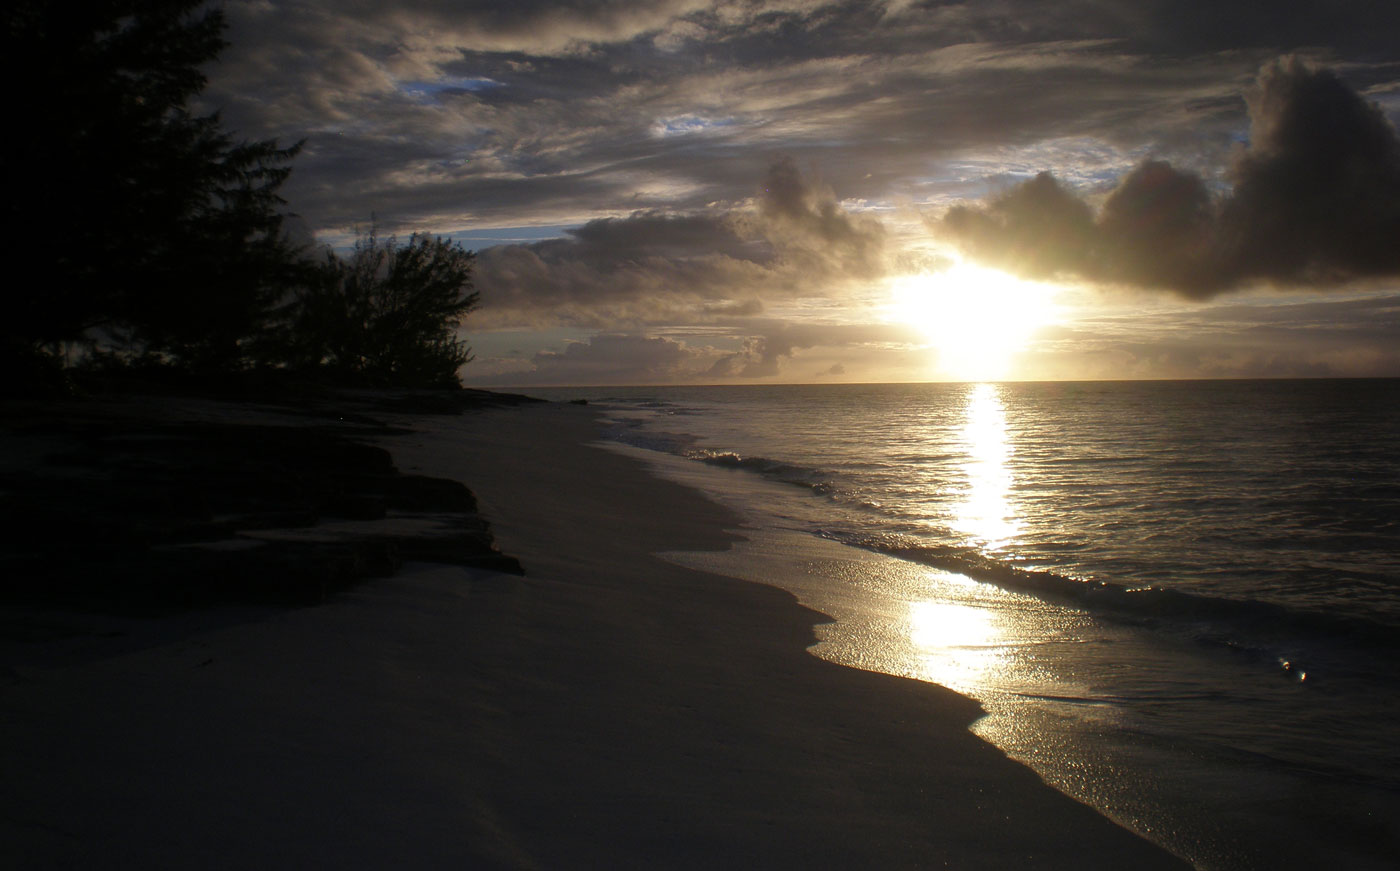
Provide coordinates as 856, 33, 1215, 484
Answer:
152, 2, 1400, 382
471, 211, 770, 328
471, 318, 927, 385
706, 334, 788, 378
563, 211, 768, 263
703, 321, 923, 379
1096, 159, 1215, 289
527, 333, 714, 384
942, 172, 1095, 279
1021, 291, 1400, 379
205, 1, 1330, 237
1219, 58, 1400, 288
472, 158, 887, 328
936, 58, 1400, 296
755, 156, 885, 275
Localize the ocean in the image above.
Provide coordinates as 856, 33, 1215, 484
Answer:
521, 379, 1400, 869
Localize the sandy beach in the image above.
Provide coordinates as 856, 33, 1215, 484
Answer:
2, 397, 1190, 868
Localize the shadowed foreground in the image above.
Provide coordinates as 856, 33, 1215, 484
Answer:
1, 398, 1189, 868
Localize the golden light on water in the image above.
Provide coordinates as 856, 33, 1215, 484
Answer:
901, 385, 1022, 691
907, 596, 1009, 692
953, 383, 1020, 550
886, 260, 1060, 382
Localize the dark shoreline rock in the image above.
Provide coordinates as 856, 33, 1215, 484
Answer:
0, 392, 524, 616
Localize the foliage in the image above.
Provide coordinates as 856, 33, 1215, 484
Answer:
0, 3, 479, 393
286, 229, 479, 388
2, 0, 303, 371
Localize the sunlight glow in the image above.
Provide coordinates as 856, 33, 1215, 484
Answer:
954, 384, 1021, 550
887, 260, 1060, 381
907, 599, 1008, 692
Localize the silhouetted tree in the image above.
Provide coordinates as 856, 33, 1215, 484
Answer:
285, 229, 479, 387
2, 0, 302, 375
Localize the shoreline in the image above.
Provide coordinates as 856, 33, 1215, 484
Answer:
379, 400, 1189, 867
1, 394, 1190, 868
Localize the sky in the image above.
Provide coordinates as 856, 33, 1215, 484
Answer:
205, 0, 1400, 385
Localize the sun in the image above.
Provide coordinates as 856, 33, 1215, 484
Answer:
887, 260, 1061, 381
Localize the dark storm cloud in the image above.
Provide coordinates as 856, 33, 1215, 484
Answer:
472, 158, 884, 328
938, 59, 1400, 296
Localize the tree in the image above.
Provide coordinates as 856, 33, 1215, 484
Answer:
2, 1, 302, 372
286, 229, 479, 388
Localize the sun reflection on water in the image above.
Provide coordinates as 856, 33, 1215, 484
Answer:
953, 383, 1020, 551
899, 384, 1023, 690
907, 596, 1010, 692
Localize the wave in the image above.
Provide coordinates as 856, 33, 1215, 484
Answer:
684, 449, 836, 492
599, 416, 700, 456
601, 410, 1400, 665
596, 397, 703, 415
826, 530, 1400, 659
